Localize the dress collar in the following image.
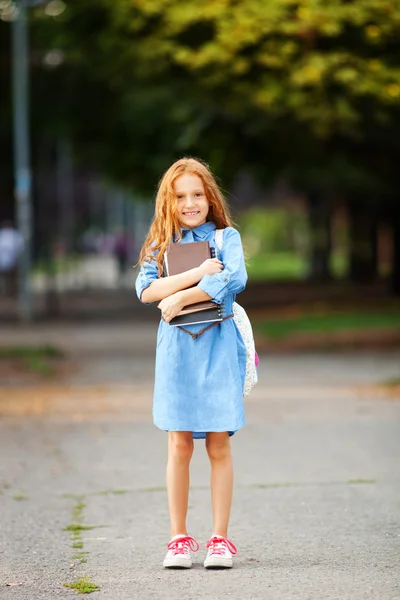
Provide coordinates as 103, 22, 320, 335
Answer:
181, 221, 216, 240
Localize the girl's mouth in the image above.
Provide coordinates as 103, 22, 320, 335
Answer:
183, 211, 200, 217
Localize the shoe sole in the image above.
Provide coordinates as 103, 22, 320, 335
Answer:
204, 558, 233, 569
163, 558, 192, 569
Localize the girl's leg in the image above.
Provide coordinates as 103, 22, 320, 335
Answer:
166, 431, 194, 537
205, 432, 233, 537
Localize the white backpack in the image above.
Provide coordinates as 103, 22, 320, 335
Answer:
215, 229, 258, 397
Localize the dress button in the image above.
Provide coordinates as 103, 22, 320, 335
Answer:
224, 278, 228, 282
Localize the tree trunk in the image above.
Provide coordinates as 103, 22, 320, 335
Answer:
308, 192, 332, 281
0, 179, 14, 220
37, 139, 61, 316
349, 203, 378, 283
391, 209, 400, 296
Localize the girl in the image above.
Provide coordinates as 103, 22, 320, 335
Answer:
135, 157, 247, 569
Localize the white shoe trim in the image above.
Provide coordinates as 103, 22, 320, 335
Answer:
163, 556, 192, 569
204, 555, 233, 568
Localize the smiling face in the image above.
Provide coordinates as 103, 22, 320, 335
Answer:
174, 173, 209, 229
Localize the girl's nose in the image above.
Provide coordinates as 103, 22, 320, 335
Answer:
184, 196, 196, 208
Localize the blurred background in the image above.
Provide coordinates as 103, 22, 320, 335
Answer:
1, 0, 400, 351
1, 6, 400, 596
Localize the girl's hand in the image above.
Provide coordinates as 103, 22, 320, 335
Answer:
158, 292, 184, 323
197, 258, 223, 278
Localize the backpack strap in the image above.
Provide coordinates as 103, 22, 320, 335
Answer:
215, 229, 224, 253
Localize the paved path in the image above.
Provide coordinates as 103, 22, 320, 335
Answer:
0, 323, 399, 599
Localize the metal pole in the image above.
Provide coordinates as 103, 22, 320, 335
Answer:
12, 0, 33, 322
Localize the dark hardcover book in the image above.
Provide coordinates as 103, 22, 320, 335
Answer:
169, 305, 223, 327
163, 241, 223, 322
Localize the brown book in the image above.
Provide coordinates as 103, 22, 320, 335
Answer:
164, 241, 211, 276
163, 241, 221, 320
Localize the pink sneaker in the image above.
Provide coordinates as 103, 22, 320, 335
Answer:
204, 535, 237, 569
163, 534, 200, 569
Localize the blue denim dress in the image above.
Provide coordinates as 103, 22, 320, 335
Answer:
135, 221, 247, 439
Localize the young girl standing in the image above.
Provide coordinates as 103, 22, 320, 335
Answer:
135, 157, 247, 569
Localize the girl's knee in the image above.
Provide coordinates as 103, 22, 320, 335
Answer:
168, 432, 194, 461
206, 433, 231, 462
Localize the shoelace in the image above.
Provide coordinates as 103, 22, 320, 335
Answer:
167, 536, 200, 556
206, 536, 237, 556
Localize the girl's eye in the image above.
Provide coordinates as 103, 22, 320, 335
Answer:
195, 193, 203, 197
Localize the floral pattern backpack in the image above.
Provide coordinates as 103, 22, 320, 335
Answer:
215, 229, 259, 397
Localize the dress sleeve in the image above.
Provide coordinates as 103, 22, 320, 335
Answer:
197, 227, 247, 304
135, 257, 159, 304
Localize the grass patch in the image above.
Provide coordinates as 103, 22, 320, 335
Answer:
347, 478, 376, 485
25, 356, 54, 376
0, 345, 63, 376
253, 479, 376, 489
72, 552, 89, 559
63, 524, 97, 533
63, 578, 99, 594
34, 255, 81, 276
255, 311, 400, 340
0, 345, 63, 359
62, 496, 101, 586
380, 377, 400, 386
60, 493, 82, 499
95, 489, 128, 496
72, 502, 86, 521
1, 483, 10, 494
64, 497, 89, 554
138, 486, 167, 492
13, 494, 28, 501
246, 252, 306, 281
72, 551, 89, 564
247, 252, 348, 281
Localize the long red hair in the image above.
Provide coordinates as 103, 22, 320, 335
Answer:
138, 157, 233, 275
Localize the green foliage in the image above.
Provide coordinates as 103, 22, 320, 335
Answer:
23, 0, 400, 193
0, 346, 62, 359
0, 345, 63, 376
380, 376, 400, 386
62, 525, 97, 532
246, 251, 348, 281
130, 0, 400, 138
255, 310, 400, 339
238, 207, 352, 280
239, 208, 308, 254
95, 489, 128, 496
246, 253, 308, 280
239, 207, 310, 280
13, 494, 29, 501
63, 578, 100, 594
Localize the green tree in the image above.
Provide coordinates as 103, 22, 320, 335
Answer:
2, 0, 400, 290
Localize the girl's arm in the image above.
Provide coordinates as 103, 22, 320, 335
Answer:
141, 267, 202, 304
157, 228, 247, 322
157, 286, 212, 322
136, 258, 223, 304
197, 228, 247, 302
